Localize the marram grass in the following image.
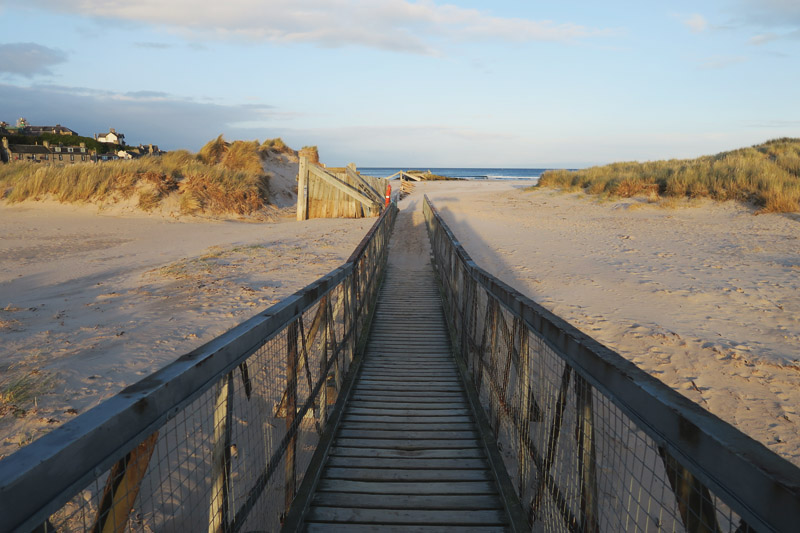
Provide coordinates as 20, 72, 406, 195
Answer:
0, 136, 274, 216
536, 138, 800, 213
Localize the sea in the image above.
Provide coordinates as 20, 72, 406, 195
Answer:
359, 167, 547, 180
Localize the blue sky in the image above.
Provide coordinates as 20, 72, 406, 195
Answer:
0, 1, 798, 167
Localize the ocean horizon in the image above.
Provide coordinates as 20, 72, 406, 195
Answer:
359, 167, 548, 180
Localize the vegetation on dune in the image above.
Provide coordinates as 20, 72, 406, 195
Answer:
0, 135, 275, 216
536, 138, 800, 213
0, 370, 54, 419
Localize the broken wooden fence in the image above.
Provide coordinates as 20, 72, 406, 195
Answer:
0, 204, 397, 533
297, 158, 387, 220
424, 194, 800, 533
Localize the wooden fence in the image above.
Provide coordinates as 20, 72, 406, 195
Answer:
297, 158, 388, 220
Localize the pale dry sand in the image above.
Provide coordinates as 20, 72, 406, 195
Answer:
416, 180, 800, 465
0, 201, 372, 459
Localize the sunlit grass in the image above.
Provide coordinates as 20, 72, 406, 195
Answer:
535, 138, 800, 212
0, 371, 54, 418
0, 136, 276, 216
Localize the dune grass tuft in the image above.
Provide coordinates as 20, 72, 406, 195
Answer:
536, 138, 800, 212
0, 371, 54, 418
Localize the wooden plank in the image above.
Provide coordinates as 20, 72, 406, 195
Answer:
318, 479, 497, 494
353, 376, 460, 384
305, 507, 506, 525
91, 432, 158, 533
359, 361, 456, 367
400, 171, 424, 182
352, 389, 462, 396
348, 401, 467, 410
353, 384, 463, 393
297, 156, 308, 220
329, 447, 486, 459
357, 368, 457, 375
332, 439, 481, 450
346, 164, 383, 203
342, 415, 473, 424
326, 456, 488, 470
337, 429, 478, 440
305, 523, 507, 533
321, 524, 507, 533
285, 322, 298, 515
312, 492, 501, 510
322, 468, 491, 483
357, 370, 459, 377
363, 354, 452, 359
346, 408, 471, 417
340, 422, 475, 432
207, 374, 233, 533
309, 164, 378, 208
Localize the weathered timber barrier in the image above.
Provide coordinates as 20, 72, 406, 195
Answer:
423, 195, 800, 533
296, 159, 388, 220
0, 205, 397, 533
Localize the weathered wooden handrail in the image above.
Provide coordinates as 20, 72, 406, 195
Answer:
423, 194, 800, 533
0, 204, 397, 533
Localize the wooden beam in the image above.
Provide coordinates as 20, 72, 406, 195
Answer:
207, 373, 233, 533
91, 432, 158, 533
308, 164, 379, 208
297, 156, 309, 221
400, 171, 423, 182
346, 163, 383, 203
285, 321, 299, 515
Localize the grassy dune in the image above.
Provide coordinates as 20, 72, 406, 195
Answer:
0, 136, 287, 216
537, 138, 800, 212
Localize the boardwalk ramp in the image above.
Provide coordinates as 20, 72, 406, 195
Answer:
286, 205, 523, 531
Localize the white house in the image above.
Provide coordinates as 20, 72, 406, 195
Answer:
95, 128, 125, 146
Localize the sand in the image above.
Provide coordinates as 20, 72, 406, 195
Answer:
414, 180, 800, 465
3, 177, 799, 469
0, 201, 372, 459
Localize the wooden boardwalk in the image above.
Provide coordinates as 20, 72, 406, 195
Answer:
302, 264, 510, 531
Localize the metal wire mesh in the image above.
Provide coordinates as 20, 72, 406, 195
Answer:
423, 195, 798, 533
0, 206, 396, 533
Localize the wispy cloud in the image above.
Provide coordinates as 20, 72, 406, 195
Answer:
134, 41, 173, 49
0, 42, 67, 77
737, 0, 800, 28
684, 14, 708, 33
27, 0, 615, 54
697, 55, 748, 70
745, 119, 800, 128
735, 1, 800, 45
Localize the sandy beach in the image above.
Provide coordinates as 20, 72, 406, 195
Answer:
0, 201, 372, 459
3, 178, 799, 469
413, 180, 800, 465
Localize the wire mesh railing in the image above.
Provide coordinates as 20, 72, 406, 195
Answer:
423, 195, 800, 533
0, 204, 397, 533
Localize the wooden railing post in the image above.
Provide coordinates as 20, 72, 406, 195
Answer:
284, 321, 299, 516
208, 373, 234, 533
659, 447, 722, 533
319, 297, 329, 424
297, 156, 308, 221
575, 375, 599, 533
91, 432, 158, 533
